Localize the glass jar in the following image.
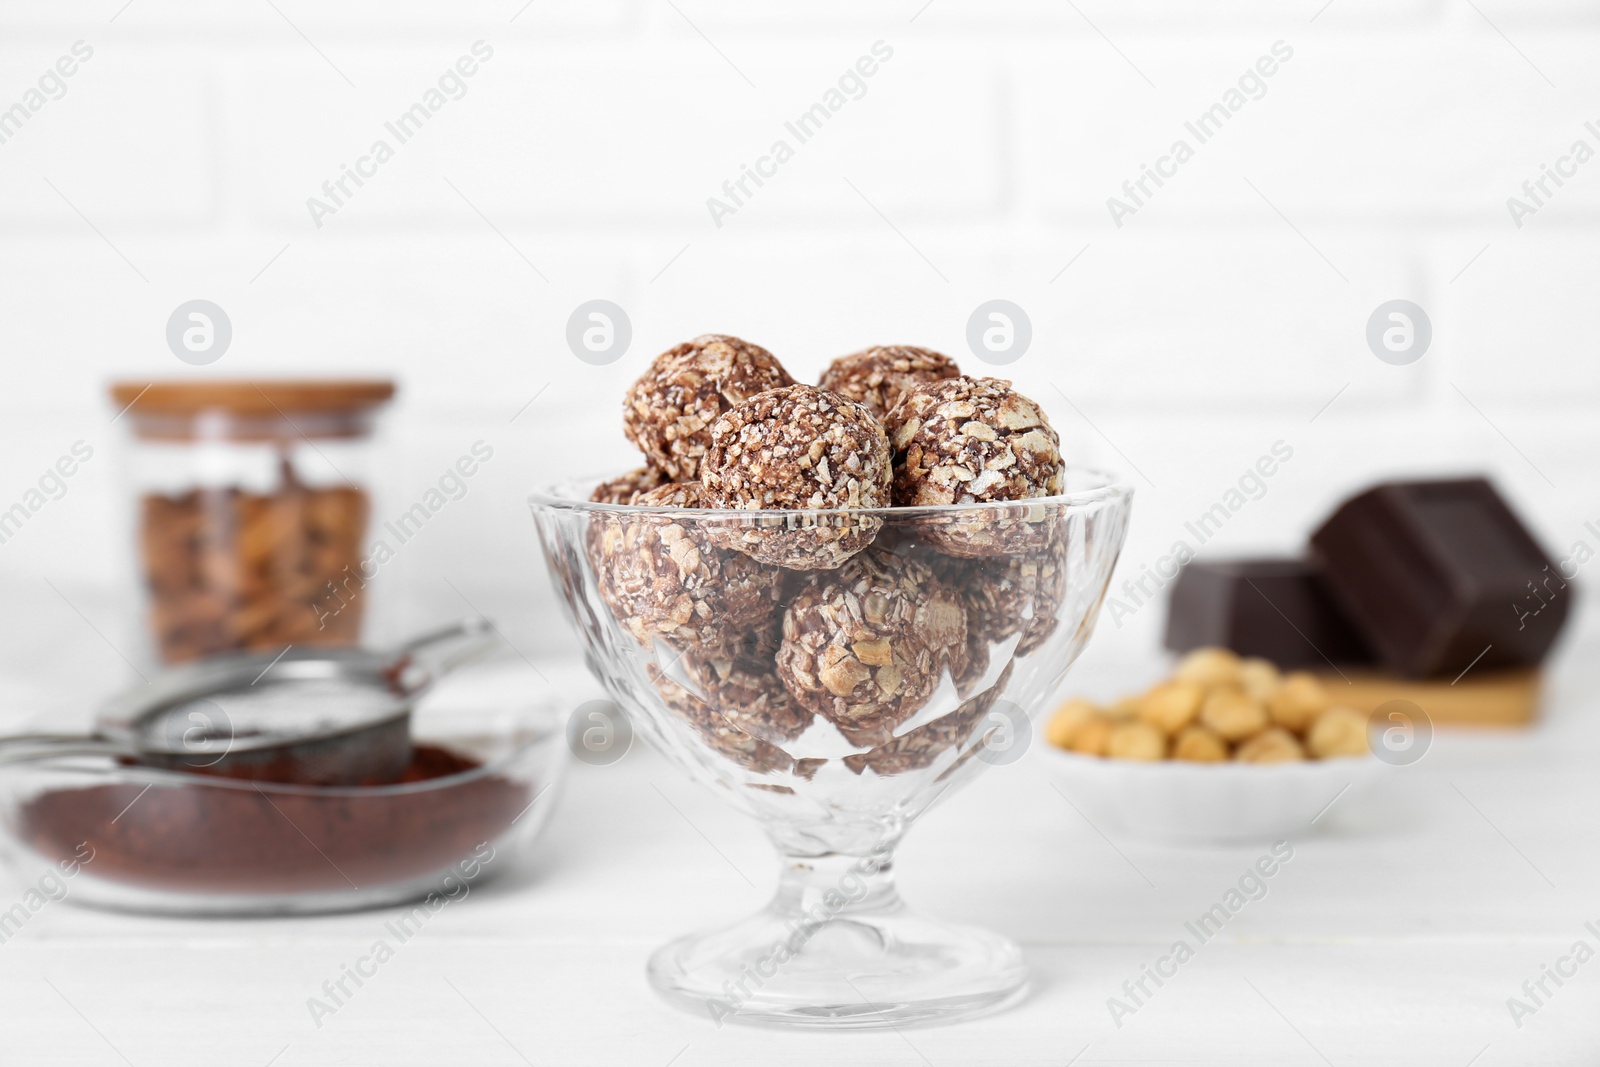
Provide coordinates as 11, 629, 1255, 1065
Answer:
109, 380, 394, 665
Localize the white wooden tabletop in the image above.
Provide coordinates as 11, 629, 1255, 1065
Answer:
0, 622, 1595, 1066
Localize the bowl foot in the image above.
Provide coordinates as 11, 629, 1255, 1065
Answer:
647, 855, 1027, 1030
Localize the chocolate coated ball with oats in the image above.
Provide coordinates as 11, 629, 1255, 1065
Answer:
594, 481, 780, 652
622, 335, 794, 481
589, 466, 668, 505
886, 376, 1065, 556
700, 384, 892, 570
937, 538, 1067, 658
844, 526, 988, 694
680, 635, 814, 745
776, 548, 966, 747
650, 666, 795, 775
584, 466, 669, 578
818, 346, 962, 419
844, 661, 1013, 777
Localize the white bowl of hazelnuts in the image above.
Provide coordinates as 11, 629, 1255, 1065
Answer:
1041, 648, 1382, 845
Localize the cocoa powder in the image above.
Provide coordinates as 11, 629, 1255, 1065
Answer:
18, 746, 530, 895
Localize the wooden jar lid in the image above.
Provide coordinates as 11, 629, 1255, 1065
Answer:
110, 379, 395, 415
109, 380, 396, 440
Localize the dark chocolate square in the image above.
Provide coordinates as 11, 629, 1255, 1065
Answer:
1163, 557, 1374, 670
1310, 478, 1570, 678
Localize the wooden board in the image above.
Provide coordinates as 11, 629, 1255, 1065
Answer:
1313, 668, 1541, 726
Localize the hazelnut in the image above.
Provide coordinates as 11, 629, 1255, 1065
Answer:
1171, 725, 1229, 763
1108, 695, 1144, 721
1239, 657, 1282, 701
1268, 672, 1330, 734
1199, 686, 1269, 742
1045, 698, 1098, 749
1068, 715, 1114, 757
1307, 706, 1370, 759
1234, 727, 1306, 764
1138, 680, 1204, 735
1173, 647, 1243, 688
1107, 720, 1167, 761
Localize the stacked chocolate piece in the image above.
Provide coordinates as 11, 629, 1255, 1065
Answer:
1163, 478, 1572, 723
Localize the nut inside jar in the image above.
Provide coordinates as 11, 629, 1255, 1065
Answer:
142, 456, 369, 663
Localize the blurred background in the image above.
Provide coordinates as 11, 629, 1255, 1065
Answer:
1, 0, 1595, 708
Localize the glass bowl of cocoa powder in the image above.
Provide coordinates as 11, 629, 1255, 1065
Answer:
0, 702, 564, 916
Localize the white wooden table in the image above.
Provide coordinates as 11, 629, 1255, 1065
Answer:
0, 617, 1595, 1066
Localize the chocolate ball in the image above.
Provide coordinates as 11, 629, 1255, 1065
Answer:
818, 346, 961, 418
585, 467, 669, 572
855, 526, 997, 694
589, 466, 667, 505
700, 384, 892, 570
593, 481, 780, 652
776, 548, 966, 747
937, 540, 1067, 658
843, 661, 1012, 776
622, 335, 794, 481
650, 666, 795, 775
886, 376, 1065, 556
888, 376, 1063, 505
678, 625, 814, 744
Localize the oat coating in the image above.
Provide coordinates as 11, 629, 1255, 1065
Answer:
700, 384, 892, 570
818, 346, 961, 418
622, 335, 794, 481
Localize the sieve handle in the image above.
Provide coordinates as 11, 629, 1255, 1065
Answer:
384, 616, 501, 696
0, 733, 130, 766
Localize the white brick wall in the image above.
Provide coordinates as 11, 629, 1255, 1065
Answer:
0, 0, 1595, 671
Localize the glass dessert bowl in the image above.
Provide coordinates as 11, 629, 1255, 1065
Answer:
532, 469, 1132, 1028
